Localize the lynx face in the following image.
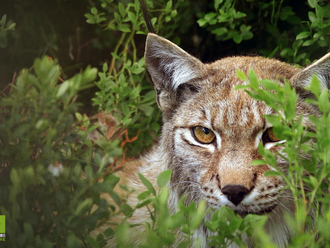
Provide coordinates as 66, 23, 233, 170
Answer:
170, 77, 286, 215
144, 33, 330, 246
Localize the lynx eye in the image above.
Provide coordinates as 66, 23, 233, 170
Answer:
262, 127, 280, 144
192, 126, 216, 144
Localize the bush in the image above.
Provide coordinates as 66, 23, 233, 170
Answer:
0, 57, 121, 247
235, 71, 330, 247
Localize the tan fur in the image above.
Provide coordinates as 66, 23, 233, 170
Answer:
97, 33, 330, 247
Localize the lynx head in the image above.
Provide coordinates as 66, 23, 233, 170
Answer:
144, 33, 330, 220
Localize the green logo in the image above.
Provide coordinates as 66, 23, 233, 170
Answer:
0, 215, 5, 241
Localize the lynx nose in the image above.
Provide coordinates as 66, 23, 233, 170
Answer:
222, 185, 250, 206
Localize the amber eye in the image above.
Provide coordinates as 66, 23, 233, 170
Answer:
262, 127, 280, 144
192, 126, 216, 144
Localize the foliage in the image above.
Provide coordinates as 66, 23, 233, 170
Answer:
197, 0, 253, 44
197, 0, 330, 63
0, 57, 124, 247
85, 0, 194, 156
86, 0, 157, 156
0, 14, 16, 48
235, 70, 330, 247
111, 170, 207, 248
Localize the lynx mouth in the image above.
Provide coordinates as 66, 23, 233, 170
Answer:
235, 204, 276, 217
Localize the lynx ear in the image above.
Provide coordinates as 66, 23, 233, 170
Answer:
291, 53, 330, 90
145, 33, 205, 115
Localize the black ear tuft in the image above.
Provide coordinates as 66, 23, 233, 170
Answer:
139, 0, 155, 33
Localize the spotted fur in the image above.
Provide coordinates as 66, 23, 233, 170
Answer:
99, 33, 330, 247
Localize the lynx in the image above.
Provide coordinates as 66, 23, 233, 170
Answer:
99, 33, 330, 247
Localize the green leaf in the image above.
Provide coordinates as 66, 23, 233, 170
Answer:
315, 5, 324, 19
12, 123, 30, 139
119, 24, 130, 32
171, 9, 177, 18
308, 11, 317, 24
138, 173, 156, 196
85, 165, 94, 180
86, 235, 100, 248
260, 80, 277, 90
309, 176, 318, 188
248, 69, 258, 89
235, 11, 246, 19
104, 173, 120, 190
307, 74, 321, 96
24, 222, 34, 239
263, 171, 280, 177
138, 104, 154, 117
214, 0, 224, 9
165, 0, 173, 11
241, 30, 253, 40
57, 80, 69, 98
121, 203, 134, 217
121, 102, 131, 116
236, 70, 246, 81
67, 233, 81, 248
136, 199, 152, 208
319, 90, 329, 113
127, 11, 136, 23
157, 170, 172, 188
118, 2, 126, 17
82, 67, 98, 84
251, 159, 267, 166
157, 187, 169, 206
115, 222, 129, 244
74, 198, 93, 215
91, 7, 98, 15
104, 227, 114, 237
233, 33, 242, 44
197, 19, 208, 27
137, 190, 151, 201
245, 90, 263, 101
228, 218, 242, 232
102, 63, 108, 72
302, 39, 314, 46
190, 200, 206, 229
152, 122, 160, 131
0, 14, 6, 26
130, 85, 141, 99
268, 46, 279, 58
110, 191, 121, 206
204, 12, 217, 21
296, 31, 310, 40
134, 0, 140, 13
85, 14, 96, 24
308, 0, 317, 8
75, 112, 83, 122
114, 12, 121, 25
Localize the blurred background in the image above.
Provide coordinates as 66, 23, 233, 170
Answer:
2, 0, 326, 94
